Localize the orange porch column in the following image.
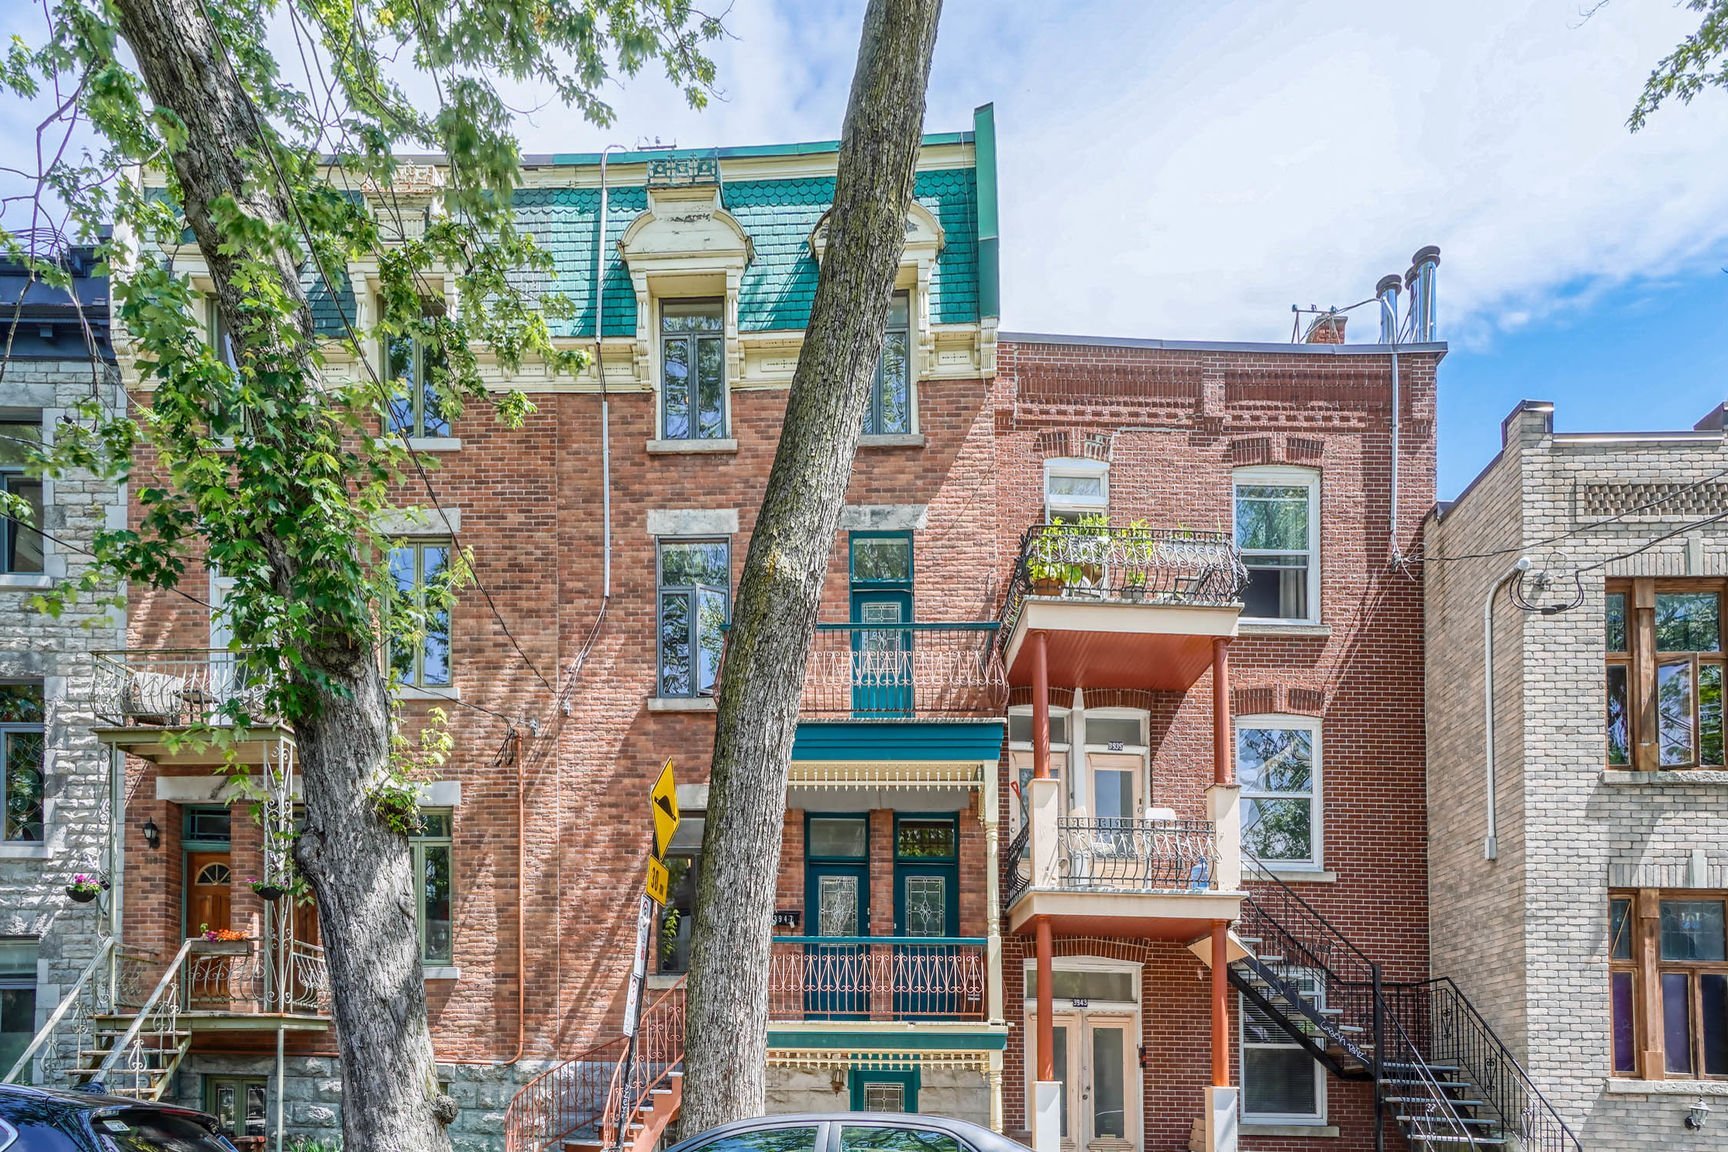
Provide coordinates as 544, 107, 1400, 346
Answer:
1211, 921, 1230, 1087
1031, 629, 1055, 1082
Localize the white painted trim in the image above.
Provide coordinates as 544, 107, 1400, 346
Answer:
0, 843, 51, 859
1237, 622, 1333, 639
1235, 713, 1323, 872
1604, 1077, 1728, 1096
1233, 464, 1321, 626
396, 685, 460, 703
857, 434, 927, 450
156, 775, 251, 803
646, 509, 739, 536
421, 966, 461, 981
1043, 457, 1109, 521
0, 574, 54, 591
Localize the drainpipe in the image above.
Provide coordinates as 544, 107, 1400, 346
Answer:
596, 144, 626, 601
1481, 558, 1531, 860
1376, 274, 1403, 564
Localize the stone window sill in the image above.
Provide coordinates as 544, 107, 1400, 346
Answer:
422, 966, 460, 982
397, 686, 460, 702
648, 696, 717, 713
1601, 769, 1728, 786
1240, 1122, 1338, 1137
1605, 1077, 1728, 1096
407, 437, 462, 452
0, 574, 53, 591
647, 438, 738, 455
1247, 867, 1338, 884
646, 973, 685, 991
0, 843, 52, 860
858, 433, 925, 449
1238, 621, 1332, 638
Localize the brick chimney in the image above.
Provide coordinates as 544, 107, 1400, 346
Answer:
1302, 312, 1346, 344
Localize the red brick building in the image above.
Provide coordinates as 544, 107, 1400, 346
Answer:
8, 116, 1517, 1152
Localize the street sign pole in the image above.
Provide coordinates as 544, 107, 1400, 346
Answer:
616, 888, 653, 1148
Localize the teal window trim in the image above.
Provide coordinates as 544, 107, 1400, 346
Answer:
849, 1066, 919, 1112
181, 805, 232, 851
892, 814, 959, 938
805, 813, 870, 864
849, 531, 914, 589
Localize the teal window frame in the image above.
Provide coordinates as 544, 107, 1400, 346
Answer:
847, 1067, 919, 1112
413, 809, 454, 965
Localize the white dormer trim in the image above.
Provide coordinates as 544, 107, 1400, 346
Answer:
809, 201, 945, 378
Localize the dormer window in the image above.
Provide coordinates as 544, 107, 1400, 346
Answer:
865, 293, 912, 436
661, 300, 726, 440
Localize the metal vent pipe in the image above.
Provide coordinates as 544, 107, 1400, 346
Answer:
1376, 274, 1402, 344
1404, 245, 1441, 341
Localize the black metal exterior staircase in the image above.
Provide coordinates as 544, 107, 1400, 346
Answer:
1229, 860, 1582, 1152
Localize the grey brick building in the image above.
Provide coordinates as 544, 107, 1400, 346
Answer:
1427, 399, 1728, 1149
0, 237, 124, 1080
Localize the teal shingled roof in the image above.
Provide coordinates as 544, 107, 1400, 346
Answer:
308, 167, 978, 340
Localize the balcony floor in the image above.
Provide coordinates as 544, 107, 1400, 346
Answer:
1006, 887, 1244, 940
1002, 598, 1239, 691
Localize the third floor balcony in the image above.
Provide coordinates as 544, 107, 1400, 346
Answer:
91, 648, 289, 766
999, 522, 1247, 691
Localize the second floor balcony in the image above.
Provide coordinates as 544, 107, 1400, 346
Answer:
1000, 523, 1247, 691
91, 648, 288, 766
1003, 776, 1244, 940
798, 622, 1008, 719
767, 936, 987, 1023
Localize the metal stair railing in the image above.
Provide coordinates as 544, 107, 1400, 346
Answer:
90, 937, 194, 1098
1385, 978, 1583, 1152
602, 978, 687, 1152
3, 938, 115, 1084
1375, 992, 1486, 1151
1235, 852, 1380, 1071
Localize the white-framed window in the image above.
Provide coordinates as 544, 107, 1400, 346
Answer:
1009, 704, 1072, 834
1233, 466, 1319, 623
1236, 714, 1321, 870
1240, 969, 1326, 1124
1080, 707, 1150, 823
1044, 458, 1109, 522
660, 299, 727, 441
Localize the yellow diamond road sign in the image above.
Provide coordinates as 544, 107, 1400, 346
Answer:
645, 856, 669, 905
650, 759, 679, 861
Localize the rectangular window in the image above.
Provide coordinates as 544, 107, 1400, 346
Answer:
412, 810, 453, 965
0, 939, 35, 1080
0, 683, 45, 843
1234, 469, 1319, 622
1607, 581, 1727, 769
657, 539, 729, 698
383, 302, 451, 439
203, 1075, 267, 1140
388, 541, 453, 689
865, 292, 911, 436
661, 300, 725, 440
1241, 971, 1324, 1122
656, 815, 704, 975
1611, 890, 1728, 1079
1043, 459, 1109, 521
1236, 719, 1319, 868
0, 420, 44, 576
206, 296, 237, 370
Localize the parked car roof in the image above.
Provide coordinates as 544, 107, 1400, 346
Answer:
0, 1084, 236, 1152
665, 1112, 1031, 1152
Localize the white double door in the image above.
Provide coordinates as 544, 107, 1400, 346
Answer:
1028, 1007, 1140, 1152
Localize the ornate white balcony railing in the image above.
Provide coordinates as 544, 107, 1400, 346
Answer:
92, 648, 280, 728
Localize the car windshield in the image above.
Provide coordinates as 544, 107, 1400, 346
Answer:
92, 1111, 238, 1152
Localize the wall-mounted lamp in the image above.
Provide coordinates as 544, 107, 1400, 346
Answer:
829, 1066, 847, 1094
1685, 1098, 1711, 1131
141, 818, 160, 850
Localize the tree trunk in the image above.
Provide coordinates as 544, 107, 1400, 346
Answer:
111, 0, 449, 1148
680, 0, 943, 1132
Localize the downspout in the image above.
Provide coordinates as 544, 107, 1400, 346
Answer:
1376, 274, 1403, 564
1481, 557, 1530, 861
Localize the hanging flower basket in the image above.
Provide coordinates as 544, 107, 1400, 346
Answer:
65, 874, 106, 903
247, 876, 287, 902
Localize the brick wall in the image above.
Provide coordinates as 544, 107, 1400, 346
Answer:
1428, 401, 1728, 1149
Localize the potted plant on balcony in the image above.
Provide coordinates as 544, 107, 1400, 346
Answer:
193, 926, 254, 955
247, 875, 287, 902
1120, 519, 1154, 601
65, 874, 106, 903
1027, 520, 1077, 596
1068, 513, 1112, 590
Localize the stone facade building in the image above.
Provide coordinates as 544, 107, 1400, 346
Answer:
0, 239, 124, 1080
1427, 399, 1728, 1150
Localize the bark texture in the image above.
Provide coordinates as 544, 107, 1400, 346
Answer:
680, 0, 944, 1132
112, 0, 449, 1148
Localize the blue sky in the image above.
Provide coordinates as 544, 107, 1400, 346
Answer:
3, 0, 1725, 497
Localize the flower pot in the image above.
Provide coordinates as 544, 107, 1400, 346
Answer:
252, 884, 286, 902
191, 939, 253, 955
1031, 576, 1064, 597
66, 886, 100, 904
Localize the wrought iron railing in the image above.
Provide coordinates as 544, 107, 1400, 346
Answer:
504, 978, 686, 1152
1000, 522, 1247, 639
1003, 822, 1031, 911
1384, 979, 1583, 1152
767, 937, 986, 1021
1053, 817, 1218, 892
1376, 993, 1489, 1151
604, 978, 687, 1152
89, 937, 195, 1099
795, 622, 1006, 718
91, 648, 280, 728
183, 939, 331, 1016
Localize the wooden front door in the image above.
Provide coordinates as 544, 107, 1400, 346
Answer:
186, 852, 232, 936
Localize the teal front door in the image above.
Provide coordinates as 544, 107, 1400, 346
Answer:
852, 591, 912, 717
894, 816, 961, 1019
806, 860, 868, 1019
